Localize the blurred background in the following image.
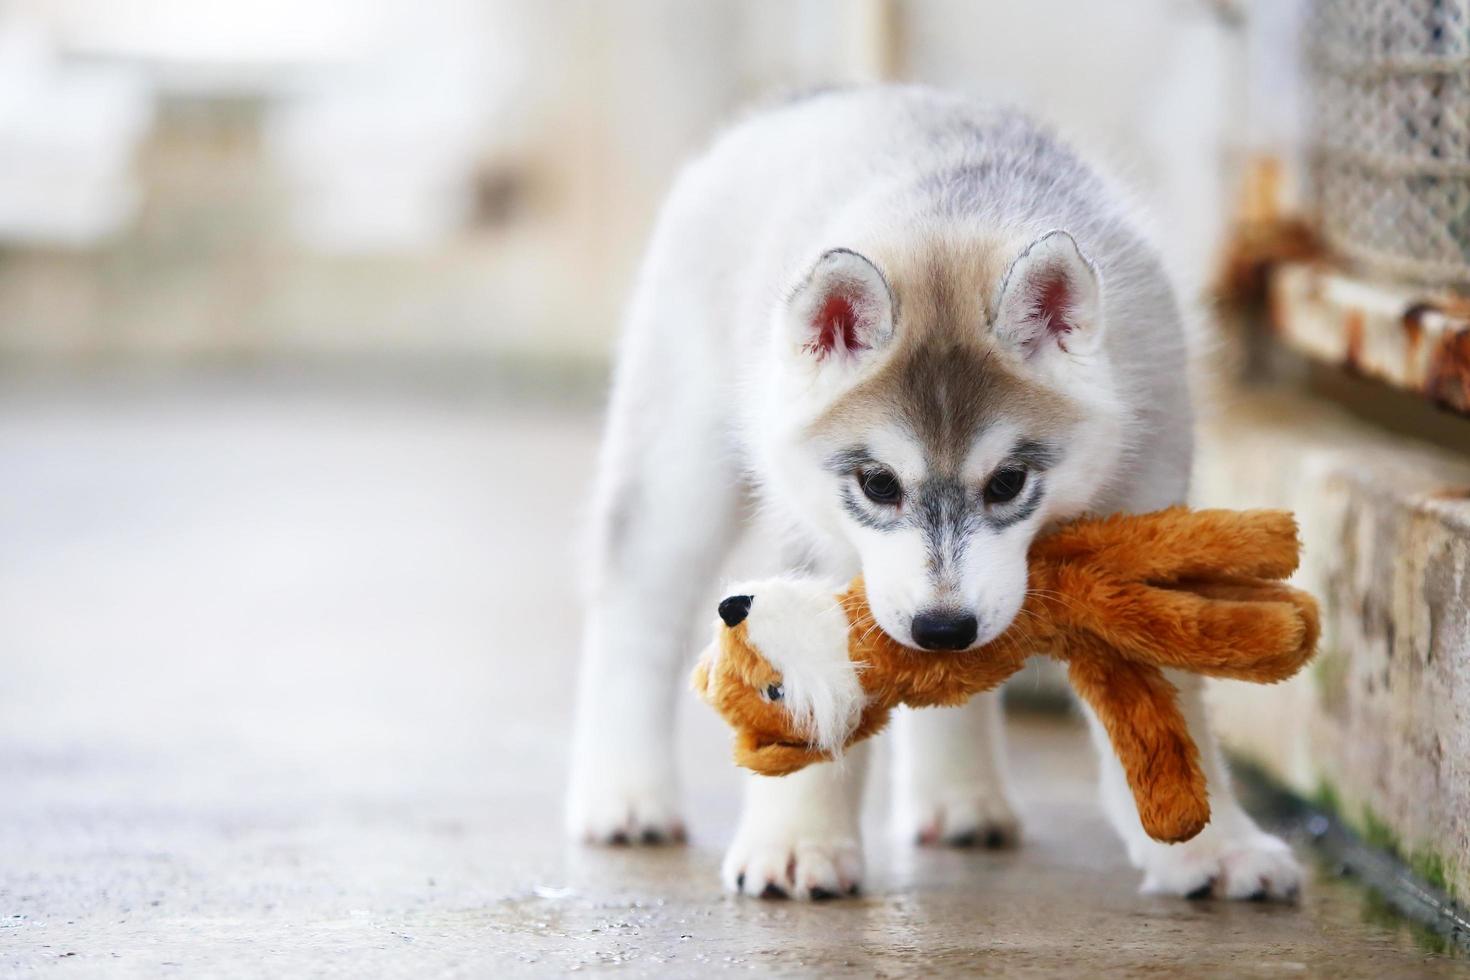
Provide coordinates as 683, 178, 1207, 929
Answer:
4, 1, 1470, 973
0, 0, 1291, 369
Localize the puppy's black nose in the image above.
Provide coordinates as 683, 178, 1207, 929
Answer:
911, 611, 978, 651
718, 595, 753, 627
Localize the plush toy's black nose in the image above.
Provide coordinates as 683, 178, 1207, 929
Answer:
911, 611, 978, 650
718, 595, 753, 627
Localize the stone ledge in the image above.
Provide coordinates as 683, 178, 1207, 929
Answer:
1269, 262, 1470, 416
1196, 388, 1470, 899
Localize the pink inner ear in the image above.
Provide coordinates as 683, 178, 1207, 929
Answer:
805, 293, 868, 359
1028, 270, 1075, 350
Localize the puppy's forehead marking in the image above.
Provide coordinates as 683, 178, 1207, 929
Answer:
809, 235, 1081, 476
829, 340, 1068, 476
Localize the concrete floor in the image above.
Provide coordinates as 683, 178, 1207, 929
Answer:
1, 375, 1465, 978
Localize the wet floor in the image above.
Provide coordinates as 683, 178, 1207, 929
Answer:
1, 375, 1465, 977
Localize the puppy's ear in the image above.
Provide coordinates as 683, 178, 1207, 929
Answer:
783, 249, 895, 371
993, 231, 1102, 359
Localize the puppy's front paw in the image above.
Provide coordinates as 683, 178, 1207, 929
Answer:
722, 828, 863, 900
566, 757, 685, 846
1140, 830, 1302, 901
907, 792, 1021, 849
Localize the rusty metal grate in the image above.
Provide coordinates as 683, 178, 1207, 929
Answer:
1306, 0, 1470, 289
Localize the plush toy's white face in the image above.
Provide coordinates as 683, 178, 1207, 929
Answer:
694, 577, 866, 757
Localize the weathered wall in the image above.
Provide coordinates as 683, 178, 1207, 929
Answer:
1196, 389, 1470, 899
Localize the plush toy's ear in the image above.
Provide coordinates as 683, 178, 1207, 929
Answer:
718, 594, 753, 627
993, 230, 1102, 359
783, 249, 895, 371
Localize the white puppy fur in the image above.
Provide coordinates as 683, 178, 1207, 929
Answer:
567, 84, 1301, 901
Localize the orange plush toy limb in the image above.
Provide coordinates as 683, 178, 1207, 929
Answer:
691, 507, 1320, 844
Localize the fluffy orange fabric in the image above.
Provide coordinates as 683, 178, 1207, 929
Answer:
692, 507, 1320, 844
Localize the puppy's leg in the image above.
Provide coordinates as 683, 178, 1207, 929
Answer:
723, 742, 869, 900
566, 320, 742, 845
895, 695, 1021, 848
1086, 670, 1302, 900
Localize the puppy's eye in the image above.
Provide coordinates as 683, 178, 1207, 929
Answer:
858, 469, 901, 505
984, 468, 1027, 504
764, 683, 784, 702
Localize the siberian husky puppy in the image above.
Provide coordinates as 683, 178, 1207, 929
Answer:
567, 85, 1301, 902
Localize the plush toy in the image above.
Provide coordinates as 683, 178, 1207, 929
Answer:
691, 507, 1319, 844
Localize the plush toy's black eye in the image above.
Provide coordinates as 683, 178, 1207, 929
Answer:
984, 468, 1027, 504
765, 683, 784, 702
718, 594, 753, 627
858, 468, 901, 505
